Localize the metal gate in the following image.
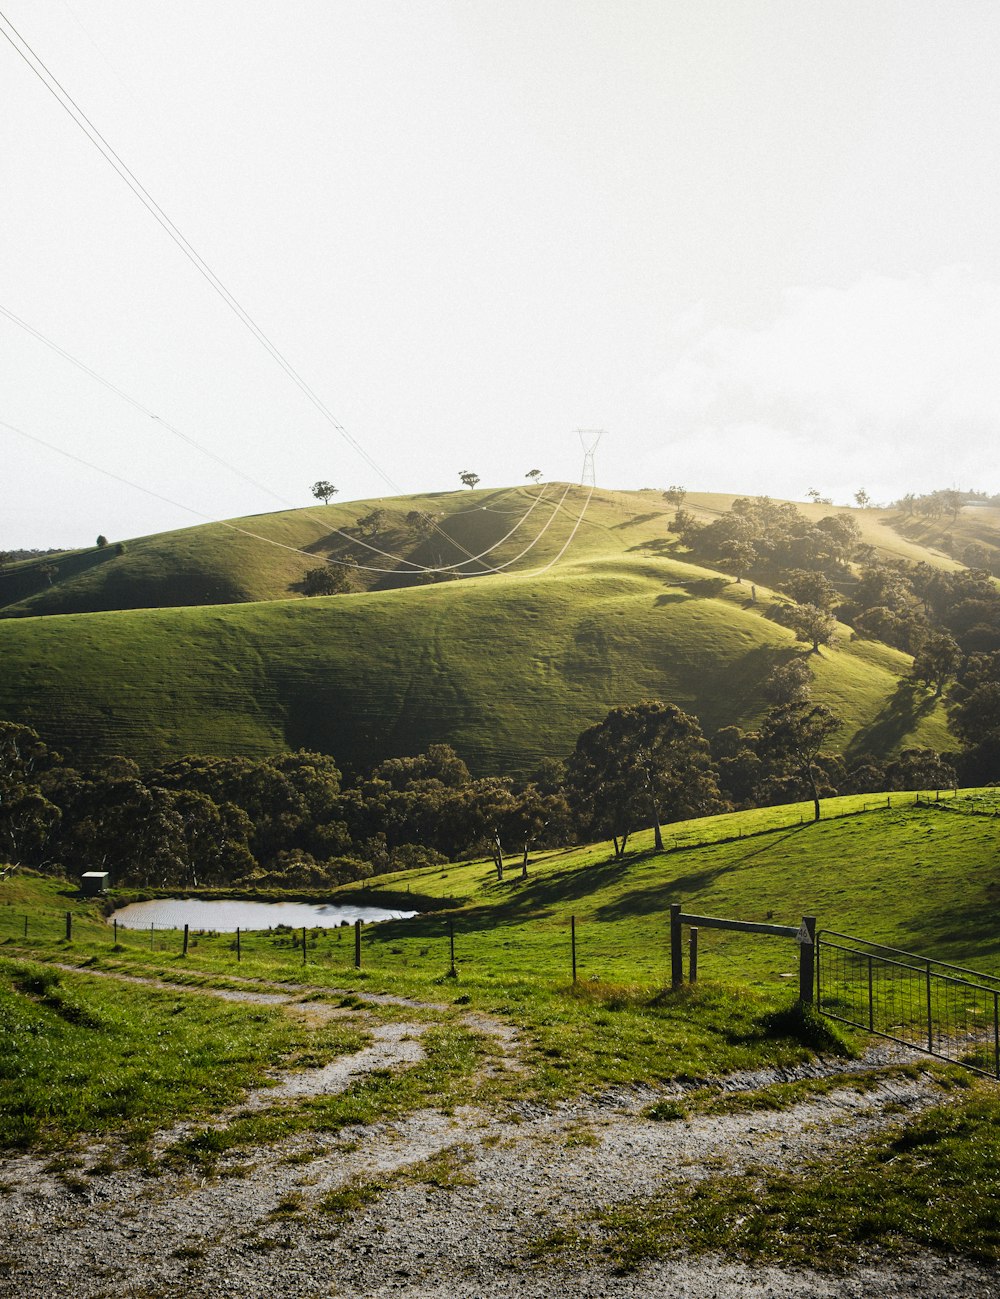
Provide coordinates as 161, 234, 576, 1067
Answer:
816, 930, 1000, 1079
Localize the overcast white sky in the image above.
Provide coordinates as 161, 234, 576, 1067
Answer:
2, 0, 1000, 548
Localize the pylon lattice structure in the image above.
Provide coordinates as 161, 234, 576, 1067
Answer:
576, 428, 604, 487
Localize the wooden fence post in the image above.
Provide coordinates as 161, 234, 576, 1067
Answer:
236, 927, 241, 963
302, 926, 307, 965
571, 915, 577, 984
689, 927, 698, 983
65, 911, 72, 942
670, 903, 683, 989
354, 919, 362, 969
798, 915, 816, 1004
183, 923, 189, 956
449, 919, 456, 978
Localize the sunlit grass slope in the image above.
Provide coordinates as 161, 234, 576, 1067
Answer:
0, 486, 982, 620
7, 792, 999, 1001
0, 498, 950, 768
352, 791, 1000, 990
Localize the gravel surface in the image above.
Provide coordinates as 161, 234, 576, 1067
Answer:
2, 967, 997, 1299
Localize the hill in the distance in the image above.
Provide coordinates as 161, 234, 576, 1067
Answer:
0, 485, 971, 772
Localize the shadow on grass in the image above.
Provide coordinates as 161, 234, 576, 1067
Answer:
626, 537, 675, 554
680, 576, 731, 598
845, 679, 939, 759
592, 823, 815, 922
372, 852, 648, 942
898, 896, 1000, 970
612, 512, 662, 529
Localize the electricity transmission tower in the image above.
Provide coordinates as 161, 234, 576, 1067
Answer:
577, 428, 603, 487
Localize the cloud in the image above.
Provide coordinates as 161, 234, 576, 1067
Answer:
648, 268, 1000, 501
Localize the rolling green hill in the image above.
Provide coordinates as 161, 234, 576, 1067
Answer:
0, 486, 956, 772
3, 487, 985, 622
0, 484, 609, 617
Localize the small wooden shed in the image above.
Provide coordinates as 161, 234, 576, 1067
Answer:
81, 871, 110, 896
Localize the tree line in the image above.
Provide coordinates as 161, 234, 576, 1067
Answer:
0, 680, 981, 891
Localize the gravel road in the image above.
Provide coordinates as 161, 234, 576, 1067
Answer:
2, 967, 997, 1299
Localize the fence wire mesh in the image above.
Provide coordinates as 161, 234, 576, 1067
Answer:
817, 931, 1000, 1078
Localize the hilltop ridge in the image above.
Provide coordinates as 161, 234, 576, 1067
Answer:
0, 485, 964, 771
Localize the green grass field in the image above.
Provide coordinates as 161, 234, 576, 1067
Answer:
5, 791, 998, 1108
5, 792, 1000, 1267
9, 791, 999, 989
0, 486, 954, 769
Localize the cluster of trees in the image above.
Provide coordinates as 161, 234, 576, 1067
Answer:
5, 672, 985, 892
0, 728, 572, 890
664, 494, 1000, 781
894, 488, 999, 521
0, 548, 65, 569
671, 495, 862, 585
566, 696, 960, 858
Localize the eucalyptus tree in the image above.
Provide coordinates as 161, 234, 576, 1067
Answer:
566, 700, 725, 857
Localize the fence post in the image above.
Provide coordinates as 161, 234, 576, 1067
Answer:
926, 960, 934, 1053
867, 953, 874, 1030
571, 915, 577, 984
354, 919, 362, 969
689, 927, 698, 983
24, 916, 28, 939
798, 916, 816, 1004
994, 991, 999, 1081
150, 923, 154, 951
236, 927, 241, 963
448, 918, 456, 978
65, 911, 72, 941
670, 904, 683, 989
113, 918, 117, 945
183, 923, 189, 957
815, 930, 821, 1006
302, 926, 307, 965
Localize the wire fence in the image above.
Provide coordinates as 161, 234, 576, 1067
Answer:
817, 931, 1000, 1078
0, 905, 662, 988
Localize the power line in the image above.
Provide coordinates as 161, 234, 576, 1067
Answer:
0, 13, 600, 579
1, 413, 594, 579
0, 8, 482, 569
0, 10, 386, 485
0, 302, 288, 507
0, 302, 569, 575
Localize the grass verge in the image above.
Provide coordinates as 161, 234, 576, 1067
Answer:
0, 955, 367, 1152
599, 1079, 1000, 1272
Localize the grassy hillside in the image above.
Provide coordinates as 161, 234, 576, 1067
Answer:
887, 501, 1000, 575
0, 484, 612, 617
6, 790, 1000, 1015
0, 486, 983, 621
352, 790, 1000, 990
0, 485, 959, 771
0, 489, 951, 770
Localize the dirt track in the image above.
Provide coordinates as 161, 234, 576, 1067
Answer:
2, 967, 997, 1299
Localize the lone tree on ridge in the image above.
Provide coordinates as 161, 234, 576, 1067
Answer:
459, 470, 480, 490
311, 480, 338, 505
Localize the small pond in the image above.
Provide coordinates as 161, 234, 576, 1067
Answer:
108, 898, 417, 932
